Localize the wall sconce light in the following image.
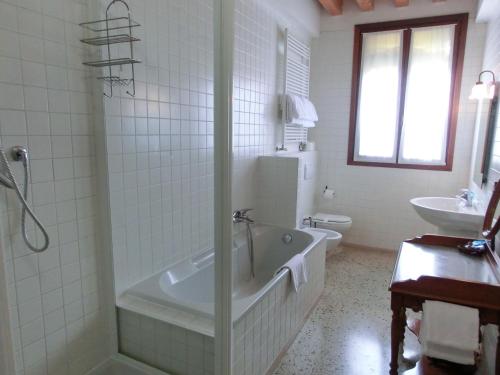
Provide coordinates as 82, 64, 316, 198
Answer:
469, 70, 496, 100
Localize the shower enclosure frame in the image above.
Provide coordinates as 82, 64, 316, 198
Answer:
0, 247, 15, 375
214, 0, 235, 374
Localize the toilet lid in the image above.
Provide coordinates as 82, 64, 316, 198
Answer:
312, 213, 351, 224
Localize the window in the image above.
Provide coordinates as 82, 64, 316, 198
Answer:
348, 14, 468, 170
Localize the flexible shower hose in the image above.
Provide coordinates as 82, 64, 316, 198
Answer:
0, 148, 50, 253
246, 222, 255, 278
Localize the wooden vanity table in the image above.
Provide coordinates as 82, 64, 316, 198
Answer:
390, 183, 500, 374
389, 235, 500, 374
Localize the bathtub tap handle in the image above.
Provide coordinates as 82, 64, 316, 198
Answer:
233, 208, 254, 224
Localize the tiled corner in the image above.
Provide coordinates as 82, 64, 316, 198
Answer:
97, 0, 216, 296
0, 0, 113, 374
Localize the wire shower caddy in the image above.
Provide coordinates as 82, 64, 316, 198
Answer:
79, 0, 141, 97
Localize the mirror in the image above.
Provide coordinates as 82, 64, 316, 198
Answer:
482, 180, 500, 241
472, 88, 499, 187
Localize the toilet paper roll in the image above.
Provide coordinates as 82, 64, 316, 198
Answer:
322, 188, 335, 200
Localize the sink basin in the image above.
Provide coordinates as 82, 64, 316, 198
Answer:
410, 197, 485, 235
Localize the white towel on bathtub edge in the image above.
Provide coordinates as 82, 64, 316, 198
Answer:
278, 253, 308, 292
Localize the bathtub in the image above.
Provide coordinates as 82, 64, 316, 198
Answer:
122, 225, 324, 320
117, 225, 326, 375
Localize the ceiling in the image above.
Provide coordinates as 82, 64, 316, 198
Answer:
317, 0, 447, 15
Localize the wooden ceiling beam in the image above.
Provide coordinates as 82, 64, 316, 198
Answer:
355, 0, 374, 11
318, 0, 343, 16
394, 0, 409, 7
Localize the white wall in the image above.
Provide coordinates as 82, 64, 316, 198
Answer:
310, 0, 486, 250
96, 0, 215, 295
232, 0, 279, 213
232, 0, 320, 216
0, 0, 113, 373
469, 15, 500, 207
468, 9, 500, 375
264, 0, 321, 39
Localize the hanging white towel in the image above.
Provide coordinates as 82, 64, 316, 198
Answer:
276, 253, 308, 292
420, 301, 479, 365
292, 118, 316, 128
285, 94, 318, 127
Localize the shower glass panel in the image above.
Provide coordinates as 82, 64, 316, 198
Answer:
230, 2, 326, 375
87, 0, 232, 373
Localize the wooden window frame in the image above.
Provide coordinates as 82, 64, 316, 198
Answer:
347, 13, 468, 171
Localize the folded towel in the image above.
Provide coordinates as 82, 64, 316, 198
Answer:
276, 253, 308, 292
420, 301, 479, 365
291, 118, 316, 128
285, 94, 318, 127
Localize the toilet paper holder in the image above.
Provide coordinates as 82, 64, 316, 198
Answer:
322, 185, 335, 199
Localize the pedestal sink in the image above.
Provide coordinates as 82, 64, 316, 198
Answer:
410, 197, 485, 237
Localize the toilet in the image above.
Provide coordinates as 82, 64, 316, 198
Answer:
312, 212, 352, 233
305, 213, 352, 254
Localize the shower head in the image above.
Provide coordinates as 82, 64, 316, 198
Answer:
12, 145, 28, 166
0, 146, 29, 189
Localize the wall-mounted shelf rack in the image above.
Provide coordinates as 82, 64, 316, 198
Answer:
82, 57, 141, 68
81, 34, 140, 46
79, 16, 140, 32
79, 0, 141, 97
97, 76, 133, 86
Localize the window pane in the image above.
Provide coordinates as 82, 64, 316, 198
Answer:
355, 30, 403, 162
399, 25, 455, 165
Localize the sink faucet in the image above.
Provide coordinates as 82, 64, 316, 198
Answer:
233, 208, 255, 279
457, 189, 475, 208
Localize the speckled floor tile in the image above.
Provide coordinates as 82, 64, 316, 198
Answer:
271, 246, 420, 375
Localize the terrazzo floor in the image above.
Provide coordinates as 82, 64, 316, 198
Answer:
272, 246, 418, 375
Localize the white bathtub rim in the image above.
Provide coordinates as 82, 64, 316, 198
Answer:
117, 228, 326, 337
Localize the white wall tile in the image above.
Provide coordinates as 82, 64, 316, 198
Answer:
0, 83, 25, 110
100, 0, 216, 295
0, 1, 112, 374
232, 0, 279, 215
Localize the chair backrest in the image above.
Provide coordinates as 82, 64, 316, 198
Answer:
482, 180, 500, 241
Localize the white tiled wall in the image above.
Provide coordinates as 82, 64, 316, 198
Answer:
95, 0, 215, 295
310, 2, 486, 250
0, 0, 112, 373
232, 0, 280, 211
118, 308, 215, 375
257, 152, 317, 229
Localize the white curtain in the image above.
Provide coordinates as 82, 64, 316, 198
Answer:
355, 30, 403, 162
399, 25, 455, 165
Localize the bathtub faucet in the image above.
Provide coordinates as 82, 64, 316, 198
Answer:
233, 208, 255, 279
232, 208, 254, 224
